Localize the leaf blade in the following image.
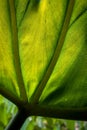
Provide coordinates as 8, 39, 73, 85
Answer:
30, 0, 75, 104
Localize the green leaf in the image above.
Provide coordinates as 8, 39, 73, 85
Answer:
0, 0, 87, 120
0, 1, 19, 96
18, 0, 70, 100
39, 0, 87, 108
0, 95, 17, 129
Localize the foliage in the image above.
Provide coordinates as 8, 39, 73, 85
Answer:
0, 95, 17, 130
0, 0, 87, 129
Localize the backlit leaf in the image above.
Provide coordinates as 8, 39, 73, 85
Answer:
0, 0, 87, 120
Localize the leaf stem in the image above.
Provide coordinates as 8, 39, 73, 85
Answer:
30, 0, 75, 104
8, 0, 28, 102
25, 104, 87, 121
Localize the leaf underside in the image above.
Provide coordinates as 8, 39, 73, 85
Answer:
0, 0, 87, 120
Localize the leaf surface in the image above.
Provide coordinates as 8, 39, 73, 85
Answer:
0, 0, 87, 119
